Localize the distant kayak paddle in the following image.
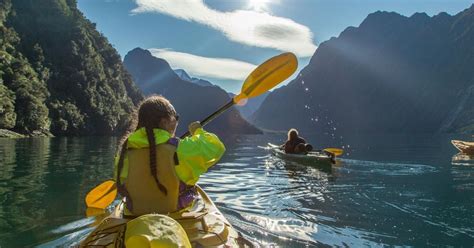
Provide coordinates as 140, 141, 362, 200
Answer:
323, 148, 344, 156
267, 143, 344, 157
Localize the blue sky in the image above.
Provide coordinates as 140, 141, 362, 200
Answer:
78, 0, 474, 93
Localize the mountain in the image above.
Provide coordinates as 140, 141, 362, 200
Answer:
123, 48, 261, 136
0, 0, 142, 136
236, 92, 269, 120
174, 69, 269, 120
254, 6, 474, 134
174, 69, 213, 87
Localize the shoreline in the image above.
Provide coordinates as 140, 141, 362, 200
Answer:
0, 129, 26, 138
0, 129, 54, 138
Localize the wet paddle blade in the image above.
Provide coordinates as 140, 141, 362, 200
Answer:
85, 180, 117, 209
324, 148, 344, 156
85, 207, 106, 217
234, 52, 298, 103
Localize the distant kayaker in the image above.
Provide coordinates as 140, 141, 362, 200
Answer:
114, 95, 225, 216
282, 128, 313, 154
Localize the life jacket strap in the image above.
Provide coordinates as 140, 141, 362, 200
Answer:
167, 137, 180, 165
117, 138, 134, 211
167, 138, 198, 210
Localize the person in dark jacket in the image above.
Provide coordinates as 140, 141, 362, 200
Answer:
282, 128, 313, 154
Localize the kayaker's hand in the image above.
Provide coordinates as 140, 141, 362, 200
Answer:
188, 121, 202, 135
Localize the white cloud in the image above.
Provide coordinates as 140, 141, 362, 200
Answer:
149, 48, 257, 81
132, 0, 317, 57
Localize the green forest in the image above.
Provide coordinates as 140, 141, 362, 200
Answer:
0, 0, 142, 136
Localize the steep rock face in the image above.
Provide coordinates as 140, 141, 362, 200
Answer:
0, 0, 142, 135
123, 48, 261, 136
254, 6, 474, 134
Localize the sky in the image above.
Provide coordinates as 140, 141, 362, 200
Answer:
78, 0, 474, 93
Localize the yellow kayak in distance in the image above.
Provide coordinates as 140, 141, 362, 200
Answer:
267, 143, 335, 168
451, 140, 474, 155
80, 185, 255, 247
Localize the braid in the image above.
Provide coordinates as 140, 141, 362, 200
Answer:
145, 127, 167, 195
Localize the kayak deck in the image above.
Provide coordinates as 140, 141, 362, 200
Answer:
80, 186, 254, 247
451, 140, 474, 155
268, 143, 335, 168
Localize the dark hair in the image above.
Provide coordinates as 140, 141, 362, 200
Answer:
287, 128, 298, 141
118, 95, 177, 195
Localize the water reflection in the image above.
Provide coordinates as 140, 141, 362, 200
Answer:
0, 137, 117, 247
0, 138, 50, 246
0, 134, 473, 247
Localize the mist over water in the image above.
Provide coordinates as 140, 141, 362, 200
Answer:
0, 133, 473, 247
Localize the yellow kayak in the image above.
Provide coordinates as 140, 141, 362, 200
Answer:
451, 140, 474, 155
80, 185, 254, 247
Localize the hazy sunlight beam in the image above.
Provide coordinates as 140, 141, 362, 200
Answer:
247, 0, 272, 12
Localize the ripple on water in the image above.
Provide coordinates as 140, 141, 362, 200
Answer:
1, 135, 474, 247
342, 158, 438, 176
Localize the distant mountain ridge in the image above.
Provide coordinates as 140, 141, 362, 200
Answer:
174, 69, 213, 87
254, 5, 474, 134
123, 48, 261, 136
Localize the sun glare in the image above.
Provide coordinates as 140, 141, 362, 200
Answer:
247, 0, 272, 12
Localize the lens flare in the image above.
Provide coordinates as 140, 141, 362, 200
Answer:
247, 0, 272, 12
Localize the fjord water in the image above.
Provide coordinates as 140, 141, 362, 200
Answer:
0, 134, 473, 247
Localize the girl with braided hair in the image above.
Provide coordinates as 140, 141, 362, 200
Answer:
115, 95, 225, 216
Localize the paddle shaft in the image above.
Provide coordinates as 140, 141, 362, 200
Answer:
180, 99, 235, 138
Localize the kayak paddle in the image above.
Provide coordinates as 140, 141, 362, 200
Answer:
323, 148, 343, 156
180, 52, 298, 138
85, 180, 117, 209
85, 52, 298, 209
269, 142, 344, 157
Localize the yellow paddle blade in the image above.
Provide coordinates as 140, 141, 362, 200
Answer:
324, 148, 344, 156
85, 180, 117, 209
85, 207, 106, 217
234, 52, 298, 103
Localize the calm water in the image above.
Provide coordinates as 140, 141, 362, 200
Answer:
0, 133, 473, 247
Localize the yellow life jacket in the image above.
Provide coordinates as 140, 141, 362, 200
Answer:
115, 128, 225, 216
116, 128, 180, 215
124, 143, 181, 215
